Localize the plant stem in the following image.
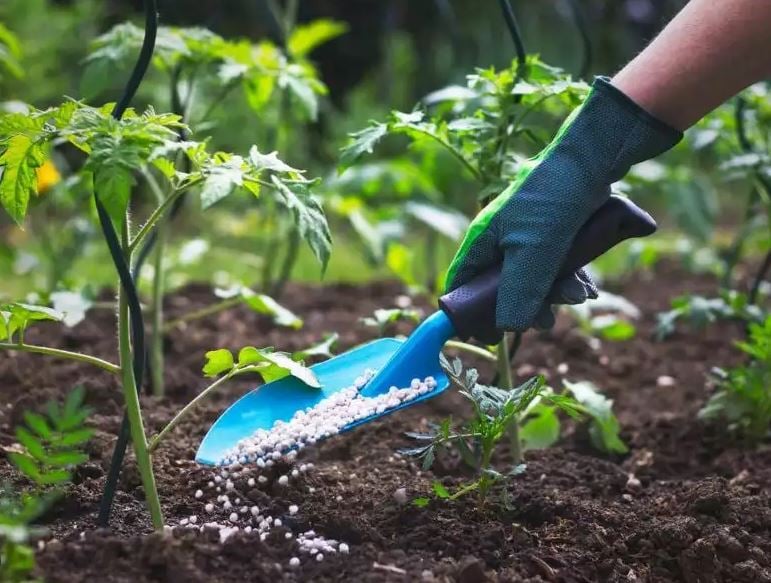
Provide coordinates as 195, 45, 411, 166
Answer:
148, 373, 232, 452
128, 181, 198, 253
118, 230, 164, 530
150, 228, 166, 397
497, 334, 522, 464
444, 340, 498, 362
749, 247, 771, 306
271, 225, 300, 298
0, 342, 120, 375
162, 296, 242, 333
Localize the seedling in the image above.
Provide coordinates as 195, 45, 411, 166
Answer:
407, 358, 627, 506
1, 387, 92, 582
359, 308, 423, 336
656, 290, 767, 340
566, 290, 641, 344
406, 357, 581, 504
700, 315, 771, 443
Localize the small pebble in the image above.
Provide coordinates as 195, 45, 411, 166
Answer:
194, 489, 203, 499
339, 543, 349, 554
289, 557, 300, 568
288, 505, 298, 515
393, 488, 408, 505
316, 553, 324, 562
657, 375, 676, 387
205, 503, 214, 513
278, 475, 289, 486
229, 512, 238, 522
557, 362, 569, 375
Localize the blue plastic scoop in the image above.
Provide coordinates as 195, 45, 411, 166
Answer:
196, 196, 655, 465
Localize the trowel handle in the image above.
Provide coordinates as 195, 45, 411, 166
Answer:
438, 195, 657, 345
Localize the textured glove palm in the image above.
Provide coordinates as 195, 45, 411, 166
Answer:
446, 77, 682, 332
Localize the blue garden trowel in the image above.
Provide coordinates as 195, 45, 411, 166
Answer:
196, 196, 655, 465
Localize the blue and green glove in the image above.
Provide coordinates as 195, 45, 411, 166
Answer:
446, 77, 682, 332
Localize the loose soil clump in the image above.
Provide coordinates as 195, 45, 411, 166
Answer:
1, 265, 769, 582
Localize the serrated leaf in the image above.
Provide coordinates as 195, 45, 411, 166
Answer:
203, 348, 235, 377
0, 133, 47, 224
432, 481, 450, 499
270, 175, 331, 269
248, 146, 299, 174
200, 157, 244, 208
339, 123, 388, 171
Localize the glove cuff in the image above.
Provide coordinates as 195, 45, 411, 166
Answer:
569, 76, 683, 182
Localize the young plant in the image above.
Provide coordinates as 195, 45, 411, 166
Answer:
0, 99, 331, 527
1, 387, 93, 582
406, 357, 581, 504
656, 289, 767, 340
700, 315, 771, 442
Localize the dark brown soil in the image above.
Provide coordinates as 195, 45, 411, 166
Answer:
2, 264, 770, 582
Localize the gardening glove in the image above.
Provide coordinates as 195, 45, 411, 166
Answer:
446, 77, 682, 332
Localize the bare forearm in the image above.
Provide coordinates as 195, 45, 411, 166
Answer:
612, 0, 771, 130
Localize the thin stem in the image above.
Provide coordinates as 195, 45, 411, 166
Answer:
403, 126, 483, 182
749, 248, 771, 306
162, 296, 242, 333
445, 340, 497, 362
118, 227, 164, 530
149, 227, 166, 397
271, 226, 300, 298
148, 373, 232, 452
0, 343, 120, 375
497, 334, 522, 464
129, 182, 196, 253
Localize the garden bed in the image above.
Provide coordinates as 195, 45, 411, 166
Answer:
1, 265, 769, 583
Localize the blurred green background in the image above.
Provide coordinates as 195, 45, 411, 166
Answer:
1, 0, 766, 301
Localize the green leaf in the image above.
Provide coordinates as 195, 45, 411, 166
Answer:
563, 380, 628, 454
94, 167, 134, 225
44, 451, 89, 467
270, 175, 332, 270
520, 404, 560, 450
57, 428, 94, 447
590, 315, 637, 342
248, 146, 299, 174
237, 346, 321, 388
37, 469, 72, 485
288, 19, 348, 57
203, 349, 235, 377
8, 453, 41, 482
0, 134, 47, 224
293, 334, 339, 360
63, 385, 87, 420
200, 157, 245, 208
257, 351, 321, 388
15, 427, 46, 462
412, 497, 430, 508
22, 412, 51, 440
339, 123, 388, 172
283, 73, 319, 121
241, 290, 303, 329
432, 481, 450, 499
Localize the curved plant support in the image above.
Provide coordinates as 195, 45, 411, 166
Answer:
564, 0, 593, 79
97, 0, 161, 529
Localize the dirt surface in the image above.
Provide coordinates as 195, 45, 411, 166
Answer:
1, 264, 770, 582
